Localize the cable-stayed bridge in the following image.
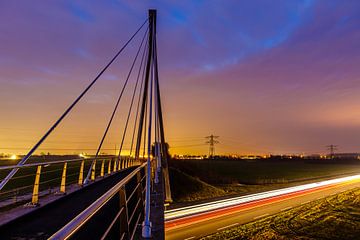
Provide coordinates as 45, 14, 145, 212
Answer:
0, 9, 170, 240
2, 8, 360, 240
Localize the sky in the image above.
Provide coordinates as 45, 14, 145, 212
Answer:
0, 0, 360, 156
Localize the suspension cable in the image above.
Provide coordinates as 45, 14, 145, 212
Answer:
117, 37, 148, 160
129, 40, 149, 157
84, 27, 148, 183
0, 19, 148, 191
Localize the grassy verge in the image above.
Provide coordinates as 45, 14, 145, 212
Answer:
201, 187, 360, 240
169, 167, 225, 202
169, 159, 360, 203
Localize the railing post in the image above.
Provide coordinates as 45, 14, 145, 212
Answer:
13, 189, 19, 203
31, 165, 42, 205
118, 157, 122, 171
119, 186, 130, 239
91, 160, 96, 181
60, 162, 67, 193
108, 158, 112, 175
100, 159, 105, 177
113, 158, 117, 172
78, 160, 84, 186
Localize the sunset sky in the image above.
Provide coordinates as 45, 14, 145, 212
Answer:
0, 1, 359, 156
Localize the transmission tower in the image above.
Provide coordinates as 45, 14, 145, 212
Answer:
205, 135, 219, 157
326, 144, 338, 159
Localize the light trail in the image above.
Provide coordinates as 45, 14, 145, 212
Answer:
165, 174, 360, 222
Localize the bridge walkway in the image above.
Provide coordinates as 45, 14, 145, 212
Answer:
0, 167, 137, 239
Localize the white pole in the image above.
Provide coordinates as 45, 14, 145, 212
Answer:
142, 35, 154, 239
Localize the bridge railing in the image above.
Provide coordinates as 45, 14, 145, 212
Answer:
49, 162, 147, 240
0, 156, 140, 207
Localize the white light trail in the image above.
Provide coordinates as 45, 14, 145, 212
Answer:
165, 174, 360, 221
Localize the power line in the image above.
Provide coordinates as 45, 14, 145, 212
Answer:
170, 143, 206, 148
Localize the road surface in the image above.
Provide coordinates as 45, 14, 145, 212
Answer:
165, 174, 360, 240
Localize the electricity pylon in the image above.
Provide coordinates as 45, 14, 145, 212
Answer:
205, 135, 219, 157
326, 144, 337, 159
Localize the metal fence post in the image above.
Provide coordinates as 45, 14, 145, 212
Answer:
108, 158, 112, 175
78, 160, 84, 186
100, 159, 105, 177
113, 158, 117, 172
91, 160, 96, 181
119, 186, 130, 239
31, 165, 42, 205
13, 189, 18, 203
118, 157, 122, 171
60, 162, 67, 193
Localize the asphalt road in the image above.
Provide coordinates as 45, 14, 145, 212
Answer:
0, 167, 136, 240
165, 178, 360, 240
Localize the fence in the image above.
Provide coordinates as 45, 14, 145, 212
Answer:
49, 163, 147, 240
0, 156, 139, 207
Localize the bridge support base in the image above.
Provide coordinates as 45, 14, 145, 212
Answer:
141, 221, 152, 238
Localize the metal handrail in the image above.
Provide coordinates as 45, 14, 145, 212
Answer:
128, 198, 142, 224
126, 174, 146, 204
0, 156, 138, 171
130, 211, 142, 240
0, 158, 91, 171
0, 156, 141, 171
100, 207, 125, 240
49, 162, 147, 240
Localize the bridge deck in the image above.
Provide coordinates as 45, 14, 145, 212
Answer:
0, 167, 136, 239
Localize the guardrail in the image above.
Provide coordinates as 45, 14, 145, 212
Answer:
49, 162, 147, 240
0, 156, 139, 207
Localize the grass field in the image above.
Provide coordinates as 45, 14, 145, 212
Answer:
170, 159, 360, 184
201, 187, 360, 240
169, 167, 225, 202
169, 159, 360, 203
